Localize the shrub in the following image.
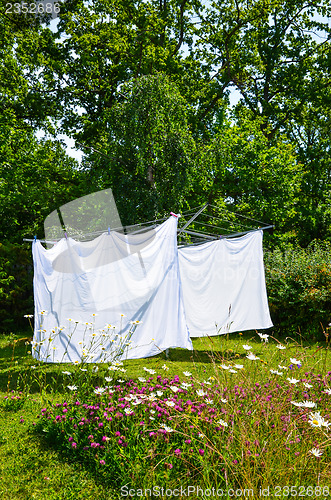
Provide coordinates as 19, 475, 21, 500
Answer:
264, 241, 331, 339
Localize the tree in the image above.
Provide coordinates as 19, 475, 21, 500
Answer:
81, 73, 196, 223
194, 0, 331, 138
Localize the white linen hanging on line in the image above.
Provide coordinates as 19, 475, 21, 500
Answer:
178, 230, 273, 337
32, 216, 192, 362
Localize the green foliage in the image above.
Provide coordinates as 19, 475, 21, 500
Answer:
0, 242, 33, 330
195, 117, 302, 241
265, 241, 331, 337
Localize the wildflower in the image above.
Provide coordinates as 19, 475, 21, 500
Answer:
181, 383, 190, 390
229, 369, 237, 373
124, 408, 133, 415
291, 401, 305, 407
165, 401, 175, 407
198, 449, 204, 456
287, 377, 300, 385
220, 364, 230, 370
309, 448, 323, 458
31, 366, 36, 369
183, 371, 192, 376
92, 366, 99, 373
170, 386, 179, 393
303, 401, 316, 408
205, 398, 214, 404
164, 463, 173, 469
217, 419, 228, 427
276, 344, 286, 350
257, 332, 269, 342
242, 345, 252, 350
324, 389, 331, 395
94, 387, 106, 395
234, 364, 243, 369
196, 389, 207, 397
156, 391, 164, 397
67, 385, 78, 391
246, 353, 259, 361
24, 314, 34, 318
162, 364, 169, 371
290, 358, 301, 366
105, 377, 112, 382
220, 398, 227, 404
308, 411, 330, 429
99, 459, 106, 465
270, 369, 283, 375
40, 310, 47, 315
303, 382, 313, 389
278, 364, 288, 370
174, 449, 181, 456
160, 424, 174, 433
62, 371, 72, 376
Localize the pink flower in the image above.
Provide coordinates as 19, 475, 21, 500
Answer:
99, 460, 105, 465
198, 449, 204, 456
174, 448, 181, 456
71, 442, 77, 448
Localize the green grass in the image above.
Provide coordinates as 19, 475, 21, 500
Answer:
0, 330, 330, 499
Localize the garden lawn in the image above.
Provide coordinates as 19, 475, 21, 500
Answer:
0, 330, 330, 499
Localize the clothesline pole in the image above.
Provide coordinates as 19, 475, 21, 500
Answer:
177, 203, 208, 235
219, 225, 274, 239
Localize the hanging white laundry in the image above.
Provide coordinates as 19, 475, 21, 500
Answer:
178, 231, 273, 337
32, 216, 192, 362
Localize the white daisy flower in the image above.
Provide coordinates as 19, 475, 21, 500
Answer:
162, 364, 169, 371
156, 391, 164, 397
217, 419, 228, 427
324, 389, 331, 395
160, 424, 174, 433
105, 377, 113, 382
290, 358, 301, 366
220, 364, 230, 370
181, 382, 190, 390
309, 448, 323, 458
138, 377, 146, 382
196, 389, 207, 397
183, 371, 192, 376
67, 385, 78, 391
94, 387, 106, 395
242, 345, 252, 350
257, 332, 269, 342
287, 377, 300, 384
170, 386, 179, 393
62, 371, 72, 376
246, 353, 260, 361
303, 382, 313, 389
276, 344, 286, 350
309, 411, 330, 429
234, 364, 243, 369
165, 400, 175, 407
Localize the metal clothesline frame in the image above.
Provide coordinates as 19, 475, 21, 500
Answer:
23, 203, 274, 245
